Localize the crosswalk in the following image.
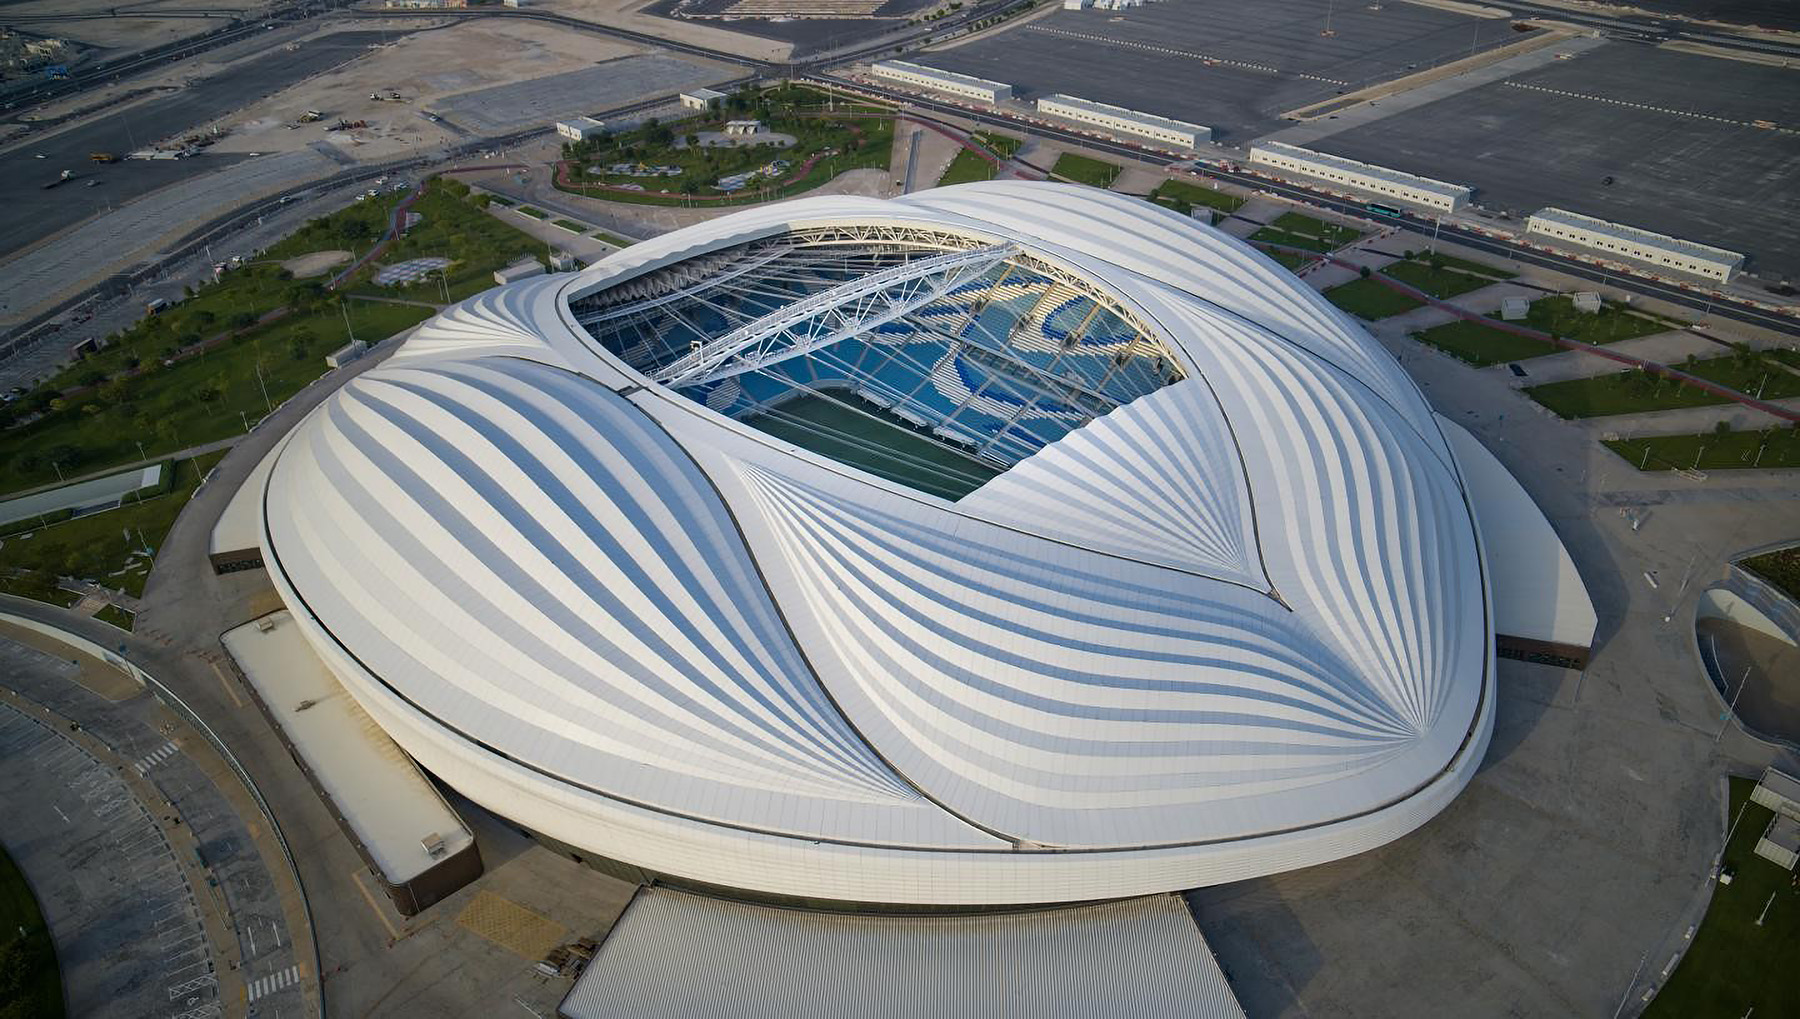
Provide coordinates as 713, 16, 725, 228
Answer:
134, 740, 178, 775
247, 964, 301, 1002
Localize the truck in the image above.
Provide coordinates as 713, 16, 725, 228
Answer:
90, 152, 117, 163
41, 168, 74, 189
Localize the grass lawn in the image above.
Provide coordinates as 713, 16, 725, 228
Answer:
742, 392, 999, 500
1740, 547, 1800, 602
1250, 212, 1364, 254
516, 206, 548, 219
0, 843, 61, 1019
1529, 353, 1800, 419
1644, 777, 1800, 1019
551, 218, 587, 233
937, 145, 998, 187
1605, 427, 1800, 473
485, 194, 514, 206
1324, 278, 1425, 320
1383, 258, 1498, 300
1148, 178, 1244, 217
1398, 251, 1516, 278
95, 604, 135, 631
972, 131, 1020, 160
0, 450, 226, 604
1051, 153, 1121, 188
1260, 249, 1316, 271
1510, 295, 1678, 346
591, 230, 636, 249
1414, 319, 1560, 366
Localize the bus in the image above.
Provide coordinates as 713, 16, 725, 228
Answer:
1366, 202, 1403, 218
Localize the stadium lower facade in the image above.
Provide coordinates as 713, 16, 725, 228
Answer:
259, 182, 1495, 906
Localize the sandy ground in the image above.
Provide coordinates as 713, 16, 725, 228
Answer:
0, 0, 277, 55
201, 20, 648, 162
281, 250, 351, 277
529, 0, 793, 62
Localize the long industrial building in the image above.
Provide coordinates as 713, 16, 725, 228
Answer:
1525, 207, 1745, 282
1036, 94, 1211, 149
869, 59, 1012, 103
1249, 141, 1471, 214
243, 182, 1547, 907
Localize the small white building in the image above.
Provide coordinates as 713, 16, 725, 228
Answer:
680, 87, 729, 111
556, 116, 607, 142
326, 339, 368, 369
1036, 94, 1210, 150
548, 250, 577, 272
870, 60, 1012, 104
494, 259, 545, 285
1062, 0, 1090, 8
1524, 208, 1745, 282
1248, 142, 1471, 214
1499, 296, 1530, 321
724, 119, 763, 137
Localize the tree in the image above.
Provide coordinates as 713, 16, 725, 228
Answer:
1359, 265, 1371, 279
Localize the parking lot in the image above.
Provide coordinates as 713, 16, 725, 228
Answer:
919, 0, 1537, 140
1305, 43, 1800, 281
430, 53, 737, 135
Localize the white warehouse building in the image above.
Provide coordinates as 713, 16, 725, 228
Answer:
1036, 94, 1210, 150
1249, 142, 1471, 214
1525, 208, 1745, 282
556, 116, 607, 142
870, 59, 1012, 104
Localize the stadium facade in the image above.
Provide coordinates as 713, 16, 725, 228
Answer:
258, 182, 1496, 906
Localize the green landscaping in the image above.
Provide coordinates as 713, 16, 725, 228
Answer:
1250, 211, 1365, 253
1324, 278, 1424, 320
972, 131, 1021, 161
95, 604, 135, 631
0, 451, 227, 607
1050, 153, 1121, 188
1528, 348, 1800, 419
1740, 547, 1800, 602
1605, 426, 1800, 473
551, 218, 588, 233
556, 84, 895, 207
0, 843, 62, 1019
516, 206, 548, 219
1147, 178, 1244, 217
1645, 777, 1800, 1019
1413, 319, 1560, 367
938, 146, 999, 187
0, 179, 536, 496
1262, 249, 1317, 271
591, 230, 636, 249
1508, 295, 1678, 346
742, 392, 999, 501
1382, 255, 1502, 300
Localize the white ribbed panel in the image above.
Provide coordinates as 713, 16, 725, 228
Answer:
959, 379, 1263, 584
561, 889, 1245, 1019
263, 181, 1498, 902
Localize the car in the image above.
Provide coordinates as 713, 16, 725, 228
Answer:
1602, 175, 1614, 186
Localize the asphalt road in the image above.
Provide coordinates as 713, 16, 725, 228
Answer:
0, 30, 395, 261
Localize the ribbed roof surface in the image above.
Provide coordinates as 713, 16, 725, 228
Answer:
262, 181, 1493, 901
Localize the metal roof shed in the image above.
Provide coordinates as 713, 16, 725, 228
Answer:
559, 888, 1245, 1019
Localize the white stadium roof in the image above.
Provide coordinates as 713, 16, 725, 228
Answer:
259, 182, 1496, 905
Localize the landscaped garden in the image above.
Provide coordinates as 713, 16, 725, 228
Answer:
1250, 212, 1365, 253
1050, 153, 1121, 188
1644, 777, 1800, 1019
937, 131, 1023, 187
1147, 178, 1244, 219
1324, 277, 1424, 320
1605, 425, 1800, 472
1528, 350, 1800, 418
555, 84, 896, 207
1382, 252, 1512, 300
0, 844, 61, 1019
0, 178, 538, 497
0, 450, 227, 606
1740, 546, 1800, 601
1506, 294, 1679, 346
1413, 319, 1560, 366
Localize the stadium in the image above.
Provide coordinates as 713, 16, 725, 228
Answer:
257, 181, 1496, 906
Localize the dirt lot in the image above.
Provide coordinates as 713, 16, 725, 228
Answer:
201, 19, 650, 162
0, 0, 279, 56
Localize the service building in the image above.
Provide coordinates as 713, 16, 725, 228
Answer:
1036, 94, 1210, 150
1524, 208, 1744, 282
870, 60, 1012, 104
1249, 142, 1471, 214
680, 87, 729, 111
556, 116, 607, 142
